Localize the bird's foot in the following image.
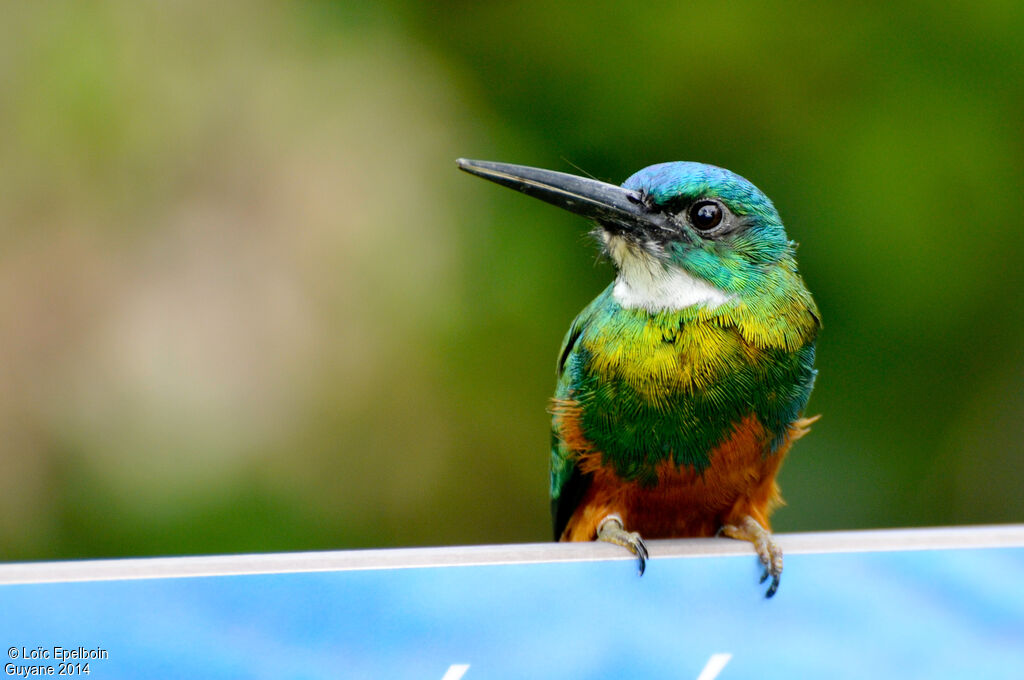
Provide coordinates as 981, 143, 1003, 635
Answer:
597, 514, 649, 576
721, 515, 783, 598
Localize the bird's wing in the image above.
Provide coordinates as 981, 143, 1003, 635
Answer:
549, 286, 612, 540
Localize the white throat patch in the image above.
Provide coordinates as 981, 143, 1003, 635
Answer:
604, 234, 734, 312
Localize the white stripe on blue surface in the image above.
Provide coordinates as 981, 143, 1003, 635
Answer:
1, 524, 1022, 585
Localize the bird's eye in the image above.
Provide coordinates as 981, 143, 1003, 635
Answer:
684, 199, 724, 233
688, 200, 723, 231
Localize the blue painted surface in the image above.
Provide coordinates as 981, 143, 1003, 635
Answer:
2, 548, 1024, 679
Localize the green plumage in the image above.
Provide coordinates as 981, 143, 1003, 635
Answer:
456, 157, 819, 595
547, 162, 819, 529
551, 283, 817, 495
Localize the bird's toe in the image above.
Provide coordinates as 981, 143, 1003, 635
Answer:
597, 514, 649, 576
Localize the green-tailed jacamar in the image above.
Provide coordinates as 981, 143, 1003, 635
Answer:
458, 158, 819, 597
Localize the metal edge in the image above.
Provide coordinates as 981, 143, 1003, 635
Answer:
2, 524, 1022, 586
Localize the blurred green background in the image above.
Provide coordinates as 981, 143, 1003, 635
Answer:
2, 1, 1022, 561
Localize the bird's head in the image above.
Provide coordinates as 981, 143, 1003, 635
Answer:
457, 159, 800, 312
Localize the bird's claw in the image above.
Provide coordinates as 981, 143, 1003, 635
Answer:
759, 540, 784, 598
634, 534, 650, 575
764, 572, 780, 599
597, 514, 649, 576
722, 515, 783, 598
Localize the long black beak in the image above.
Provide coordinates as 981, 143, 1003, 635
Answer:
456, 159, 670, 234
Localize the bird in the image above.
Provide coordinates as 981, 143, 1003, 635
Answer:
457, 158, 820, 597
